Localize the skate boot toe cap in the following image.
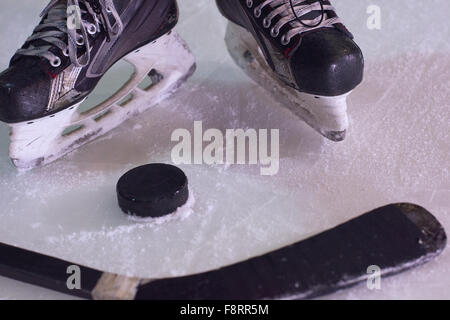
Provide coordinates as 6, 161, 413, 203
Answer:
0, 66, 51, 123
0, 84, 49, 123
291, 29, 364, 96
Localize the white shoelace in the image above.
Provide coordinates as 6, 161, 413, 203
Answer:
15, 0, 123, 68
248, 0, 341, 45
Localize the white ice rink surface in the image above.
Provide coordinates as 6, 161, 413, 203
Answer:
0, 0, 449, 299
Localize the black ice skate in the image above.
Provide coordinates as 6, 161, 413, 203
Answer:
0, 0, 196, 169
216, 0, 364, 141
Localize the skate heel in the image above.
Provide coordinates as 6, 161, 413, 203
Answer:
9, 31, 196, 170
224, 22, 349, 142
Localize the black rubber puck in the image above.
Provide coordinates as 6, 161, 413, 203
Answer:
117, 163, 189, 218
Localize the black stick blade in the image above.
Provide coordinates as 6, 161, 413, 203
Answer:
136, 203, 446, 299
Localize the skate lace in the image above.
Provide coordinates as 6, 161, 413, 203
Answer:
248, 0, 341, 45
15, 0, 123, 68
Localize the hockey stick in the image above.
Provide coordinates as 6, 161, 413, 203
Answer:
0, 203, 446, 299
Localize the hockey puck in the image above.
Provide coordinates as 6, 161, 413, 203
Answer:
117, 163, 189, 218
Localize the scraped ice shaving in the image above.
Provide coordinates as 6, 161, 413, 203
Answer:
45, 190, 195, 244
127, 189, 195, 225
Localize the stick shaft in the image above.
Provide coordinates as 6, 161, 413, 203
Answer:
0, 243, 102, 299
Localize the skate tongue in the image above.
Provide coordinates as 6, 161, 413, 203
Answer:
256, 0, 330, 37
278, 0, 325, 22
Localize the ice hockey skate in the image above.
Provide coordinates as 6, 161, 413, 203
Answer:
216, 0, 364, 141
0, 0, 196, 170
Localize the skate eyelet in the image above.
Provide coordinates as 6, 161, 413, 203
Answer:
246, 0, 253, 8
270, 27, 279, 38
62, 48, 69, 57
106, 7, 112, 13
281, 35, 290, 46
254, 8, 261, 18
88, 24, 97, 35
263, 18, 271, 28
76, 37, 85, 46
50, 57, 61, 68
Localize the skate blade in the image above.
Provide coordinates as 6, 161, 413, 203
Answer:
224, 22, 349, 142
9, 31, 196, 170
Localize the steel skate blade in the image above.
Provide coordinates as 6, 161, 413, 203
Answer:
8, 31, 196, 170
225, 22, 349, 142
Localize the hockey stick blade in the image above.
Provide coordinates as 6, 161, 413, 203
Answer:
0, 203, 446, 299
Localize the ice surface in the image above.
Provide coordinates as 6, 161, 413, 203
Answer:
0, 0, 449, 299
